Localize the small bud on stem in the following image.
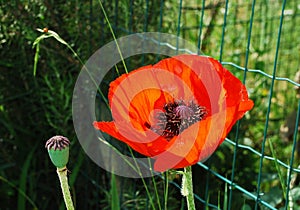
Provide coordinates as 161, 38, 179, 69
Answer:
45, 135, 74, 210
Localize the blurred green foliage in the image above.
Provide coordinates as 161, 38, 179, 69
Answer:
0, 0, 300, 209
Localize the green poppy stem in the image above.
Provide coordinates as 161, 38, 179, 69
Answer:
183, 166, 196, 210
57, 166, 75, 210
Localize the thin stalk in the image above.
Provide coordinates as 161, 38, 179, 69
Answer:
183, 166, 196, 210
149, 159, 162, 210
98, 0, 128, 74
164, 171, 169, 210
33, 29, 109, 108
57, 166, 75, 210
127, 147, 157, 210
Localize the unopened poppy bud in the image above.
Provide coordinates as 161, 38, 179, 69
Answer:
45, 135, 70, 168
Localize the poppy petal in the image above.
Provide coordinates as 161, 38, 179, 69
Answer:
93, 121, 169, 157
154, 56, 212, 111
154, 112, 225, 171
109, 67, 191, 126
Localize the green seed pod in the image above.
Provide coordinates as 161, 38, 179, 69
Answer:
45, 135, 70, 168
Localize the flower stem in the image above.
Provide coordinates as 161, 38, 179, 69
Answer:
57, 166, 75, 210
184, 166, 196, 210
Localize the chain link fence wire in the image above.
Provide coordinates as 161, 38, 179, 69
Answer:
95, 0, 300, 209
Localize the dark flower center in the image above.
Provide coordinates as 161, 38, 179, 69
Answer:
150, 100, 207, 140
45, 135, 70, 151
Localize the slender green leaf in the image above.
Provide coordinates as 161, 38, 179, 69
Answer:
0, 176, 38, 210
17, 146, 36, 210
111, 173, 120, 210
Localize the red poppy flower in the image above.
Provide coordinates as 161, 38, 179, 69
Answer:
93, 54, 254, 172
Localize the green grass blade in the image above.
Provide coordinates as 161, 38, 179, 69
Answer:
268, 139, 286, 198
163, 171, 168, 210
111, 173, 120, 210
148, 158, 161, 210
0, 176, 38, 210
97, 0, 128, 74
33, 42, 39, 76
126, 146, 157, 210
98, 137, 157, 209
17, 145, 36, 210
223, 182, 228, 210
32, 28, 109, 107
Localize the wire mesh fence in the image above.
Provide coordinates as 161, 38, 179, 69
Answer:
1, 0, 300, 209
98, 0, 300, 209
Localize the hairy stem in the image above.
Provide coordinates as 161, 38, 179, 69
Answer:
183, 166, 196, 210
57, 167, 75, 210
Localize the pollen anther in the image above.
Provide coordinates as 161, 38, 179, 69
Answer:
151, 100, 207, 140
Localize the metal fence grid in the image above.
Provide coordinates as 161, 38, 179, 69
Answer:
97, 0, 300, 209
